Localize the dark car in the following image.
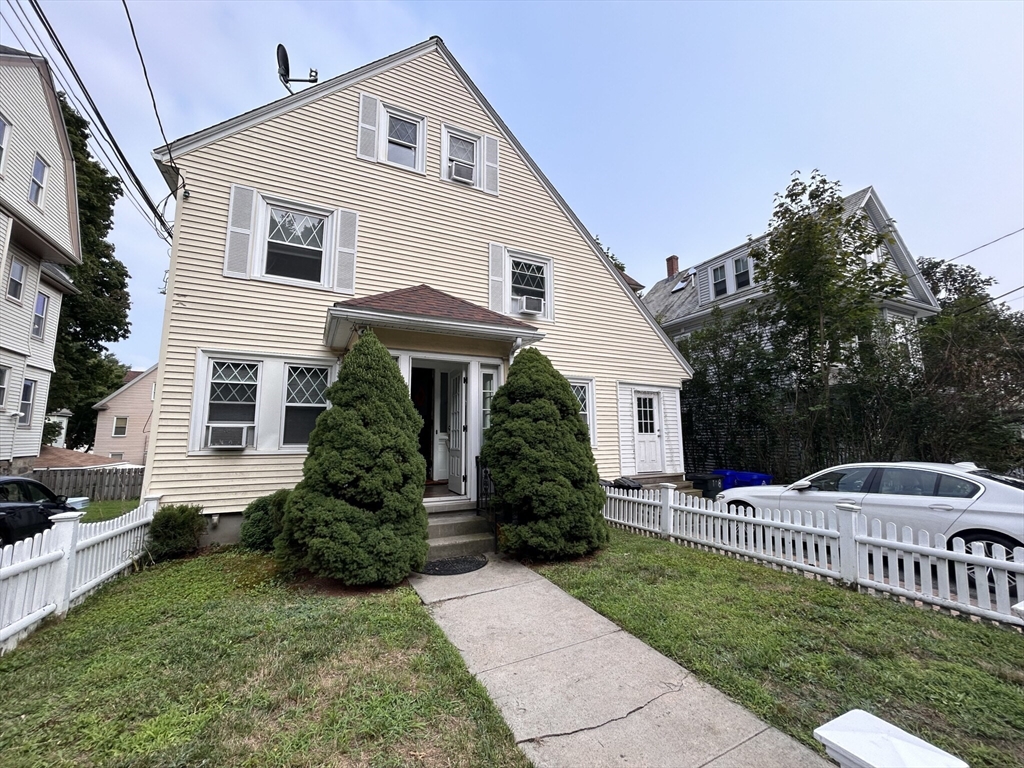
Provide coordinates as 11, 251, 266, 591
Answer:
0, 476, 77, 546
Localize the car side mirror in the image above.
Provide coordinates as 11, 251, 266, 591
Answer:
56, 495, 68, 505
788, 480, 812, 491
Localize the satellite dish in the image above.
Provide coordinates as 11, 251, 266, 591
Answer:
276, 44, 318, 94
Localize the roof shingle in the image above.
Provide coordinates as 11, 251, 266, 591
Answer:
334, 284, 538, 330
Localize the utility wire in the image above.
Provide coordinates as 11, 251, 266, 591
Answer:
26, 0, 172, 237
3, 1, 167, 239
943, 227, 1024, 265
951, 285, 1024, 317
120, 0, 182, 187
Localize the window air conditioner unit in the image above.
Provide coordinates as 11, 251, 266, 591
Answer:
449, 160, 474, 184
207, 425, 251, 450
518, 295, 544, 315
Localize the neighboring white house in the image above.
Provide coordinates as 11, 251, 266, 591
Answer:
92, 365, 157, 465
644, 187, 941, 340
143, 37, 692, 536
0, 46, 81, 475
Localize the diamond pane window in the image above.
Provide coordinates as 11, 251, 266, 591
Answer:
713, 265, 727, 297
208, 362, 258, 424
266, 207, 325, 283
387, 115, 418, 168
449, 135, 475, 164
511, 259, 546, 300
284, 366, 329, 445
571, 384, 588, 421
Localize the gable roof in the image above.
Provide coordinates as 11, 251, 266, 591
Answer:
335, 284, 538, 330
645, 186, 939, 331
0, 46, 81, 265
153, 38, 692, 378
93, 363, 158, 411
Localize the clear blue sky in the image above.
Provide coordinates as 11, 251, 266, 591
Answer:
3, 0, 1022, 369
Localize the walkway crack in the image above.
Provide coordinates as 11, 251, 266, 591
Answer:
516, 683, 686, 745
476, 628, 623, 675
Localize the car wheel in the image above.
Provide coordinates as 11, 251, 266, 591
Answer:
953, 532, 1022, 589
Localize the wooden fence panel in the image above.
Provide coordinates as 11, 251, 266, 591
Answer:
30, 467, 144, 501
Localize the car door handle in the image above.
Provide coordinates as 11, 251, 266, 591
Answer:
835, 502, 861, 512
929, 504, 953, 512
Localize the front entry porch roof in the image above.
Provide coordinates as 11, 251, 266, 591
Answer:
324, 284, 545, 349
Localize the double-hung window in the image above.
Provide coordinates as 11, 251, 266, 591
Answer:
734, 256, 750, 290
510, 255, 549, 318
386, 111, 422, 169
0, 366, 8, 408
712, 265, 727, 297
205, 361, 259, 448
283, 365, 329, 445
0, 114, 10, 174
112, 416, 128, 437
19, 379, 36, 426
356, 93, 427, 174
31, 292, 48, 338
6, 260, 25, 302
566, 377, 597, 446
265, 206, 326, 283
29, 155, 48, 206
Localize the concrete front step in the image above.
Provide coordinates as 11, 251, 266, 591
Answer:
428, 511, 492, 538
427, 532, 495, 561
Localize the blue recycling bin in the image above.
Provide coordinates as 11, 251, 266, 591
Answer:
712, 469, 773, 490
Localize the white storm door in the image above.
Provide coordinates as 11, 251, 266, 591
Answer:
634, 392, 663, 474
447, 371, 465, 494
433, 370, 449, 481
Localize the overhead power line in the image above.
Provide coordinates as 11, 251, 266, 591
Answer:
952, 284, 1024, 317
942, 227, 1024, 266
26, 0, 173, 238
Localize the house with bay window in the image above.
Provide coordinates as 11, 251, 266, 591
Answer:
144, 37, 691, 540
644, 187, 941, 340
0, 46, 80, 474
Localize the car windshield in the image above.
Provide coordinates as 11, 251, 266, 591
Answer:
969, 470, 1024, 491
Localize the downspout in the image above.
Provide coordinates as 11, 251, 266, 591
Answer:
510, 336, 524, 363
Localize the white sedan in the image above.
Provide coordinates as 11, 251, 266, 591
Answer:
716, 461, 1024, 557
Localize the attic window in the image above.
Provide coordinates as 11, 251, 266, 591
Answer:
734, 256, 750, 290
712, 265, 727, 297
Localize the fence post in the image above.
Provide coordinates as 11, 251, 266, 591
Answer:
659, 483, 675, 539
141, 494, 161, 518
47, 511, 84, 617
836, 510, 857, 584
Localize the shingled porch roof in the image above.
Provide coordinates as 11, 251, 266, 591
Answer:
324, 284, 545, 348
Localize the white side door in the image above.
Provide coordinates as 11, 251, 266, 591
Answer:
433, 370, 449, 481
634, 392, 663, 474
447, 371, 465, 494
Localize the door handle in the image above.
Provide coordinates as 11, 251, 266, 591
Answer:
929, 504, 953, 512
835, 502, 861, 512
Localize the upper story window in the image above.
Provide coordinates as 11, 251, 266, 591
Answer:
442, 124, 500, 195
6, 259, 26, 302
734, 256, 750, 290
0, 114, 10, 174
29, 155, 48, 206
510, 256, 549, 317
386, 111, 421, 169
112, 416, 128, 437
265, 206, 326, 283
19, 379, 36, 427
356, 93, 427, 175
283, 365, 329, 445
0, 366, 8, 408
31, 292, 48, 338
489, 244, 554, 321
712, 265, 727, 297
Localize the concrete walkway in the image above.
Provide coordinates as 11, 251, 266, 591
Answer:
409, 555, 832, 768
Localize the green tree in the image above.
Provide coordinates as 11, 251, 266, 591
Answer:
275, 330, 428, 585
480, 347, 608, 559
594, 234, 626, 272
46, 96, 131, 449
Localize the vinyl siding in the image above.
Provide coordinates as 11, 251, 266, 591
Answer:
145, 48, 689, 513
0, 64, 74, 254
93, 367, 156, 465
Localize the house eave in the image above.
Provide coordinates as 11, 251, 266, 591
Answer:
324, 306, 546, 349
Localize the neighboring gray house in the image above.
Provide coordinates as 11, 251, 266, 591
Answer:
0, 46, 81, 474
644, 187, 940, 340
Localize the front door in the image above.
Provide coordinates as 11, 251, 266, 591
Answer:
447, 371, 465, 494
634, 392, 663, 474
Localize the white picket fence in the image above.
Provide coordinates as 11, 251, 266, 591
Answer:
604, 484, 1024, 627
0, 500, 157, 654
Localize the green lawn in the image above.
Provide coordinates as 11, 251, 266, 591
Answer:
1, 549, 528, 768
80, 497, 141, 522
536, 527, 1024, 768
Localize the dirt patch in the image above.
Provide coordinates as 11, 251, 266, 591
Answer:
287, 572, 407, 597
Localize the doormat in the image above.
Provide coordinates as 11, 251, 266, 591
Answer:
417, 555, 488, 576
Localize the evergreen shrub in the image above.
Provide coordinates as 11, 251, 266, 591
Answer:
147, 504, 206, 562
480, 347, 608, 559
239, 489, 291, 552
276, 330, 428, 584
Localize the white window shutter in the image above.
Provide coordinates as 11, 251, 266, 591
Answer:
224, 185, 256, 279
357, 93, 379, 162
334, 209, 358, 294
488, 243, 505, 312
483, 135, 499, 195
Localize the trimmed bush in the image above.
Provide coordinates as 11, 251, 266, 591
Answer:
275, 330, 428, 585
147, 504, 206, 562
480, 347, 608, 559
239, 489, 291, 552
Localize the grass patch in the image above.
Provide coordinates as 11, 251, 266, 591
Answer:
537, 528, 1024, 768
1, 549, 528, 768
80, 498, 141, 522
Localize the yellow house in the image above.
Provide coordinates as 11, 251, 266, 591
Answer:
144, 38, 691, 539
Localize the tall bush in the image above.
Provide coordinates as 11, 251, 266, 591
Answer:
480, 347, 607, 559
239, 489, 291, 552
275, 331, 427, 584
147, 504, 205, 562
